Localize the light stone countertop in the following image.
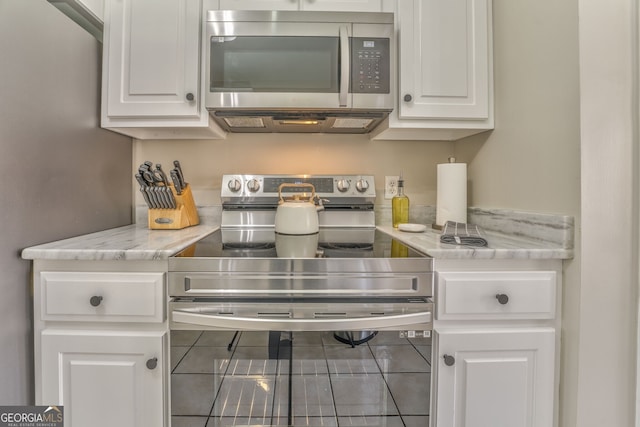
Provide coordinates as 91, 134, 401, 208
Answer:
378, 225, 573, 260
21, 222, 572, 262
21, 206, 574, 261
21, 224, 218, 261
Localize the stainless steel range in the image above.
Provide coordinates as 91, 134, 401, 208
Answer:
168, 174, 433, 427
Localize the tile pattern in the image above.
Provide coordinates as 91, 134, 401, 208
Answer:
171, 331, 431, 427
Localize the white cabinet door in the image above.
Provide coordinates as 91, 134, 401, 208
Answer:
218, 0, 298, 10
300, 0, 388, 11
218, 0, 388, 11
104, 0, 200, 118
435, 328, 555, 427
399, 0, 490, 120
40, 330, 166, 427
372, 0, 493, 140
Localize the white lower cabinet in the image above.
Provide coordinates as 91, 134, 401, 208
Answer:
40, 330, 166, 427
434, 328, 555, 427
34, 264, 168, 427
433, 264, 561, 427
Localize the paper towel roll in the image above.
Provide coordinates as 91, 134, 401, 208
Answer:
436, 162, 467, 226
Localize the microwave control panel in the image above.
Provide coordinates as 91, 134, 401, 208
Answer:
351, 37, 391, 94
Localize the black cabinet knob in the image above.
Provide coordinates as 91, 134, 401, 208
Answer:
496, 294, 509, 305
186, 93, 195, 101
146, 357, 158, 370
89, 296, 103, 307
443, 354, 455, 366
403, 94, 412, 102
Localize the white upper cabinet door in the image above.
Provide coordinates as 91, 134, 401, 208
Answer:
218, 0, 298, 10
435, 328, 555, 427
399, 0, 491, 120
104, 0, 200, 118
300, 0, 390, 12
218, 0, 391, 11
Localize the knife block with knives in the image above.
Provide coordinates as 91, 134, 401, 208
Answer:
136, 160, 200, 230
147, 183, 199, 230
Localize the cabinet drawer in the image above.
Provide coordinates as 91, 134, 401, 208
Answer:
437, 271, 556, 320
40, 272, 165, 323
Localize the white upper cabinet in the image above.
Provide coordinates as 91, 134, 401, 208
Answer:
302, 0, 393, 11
218, 0, 393, 12
102, 0, 225, 139
371, 0, 494, 141
218, 0, 298, 10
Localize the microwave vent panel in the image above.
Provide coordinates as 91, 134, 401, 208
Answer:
332, 118, 375, 129
223, 117, 266, 128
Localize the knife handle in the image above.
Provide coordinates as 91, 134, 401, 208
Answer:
135, 174, 153, 208
170, 170, 183, 195
173, 160, 186, 186
166, 187, 177, 209
155, 164, 169, 184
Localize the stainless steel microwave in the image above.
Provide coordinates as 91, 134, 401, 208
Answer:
203, 10, 395, 133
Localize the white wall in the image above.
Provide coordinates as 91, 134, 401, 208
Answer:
0, 0, 132, 404
133, 134, 456, 208
576, 1, 638, 426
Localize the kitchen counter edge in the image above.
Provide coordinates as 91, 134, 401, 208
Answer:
378, 225, 574, 260
21, 224, 219, 261
20, 222, 572, 262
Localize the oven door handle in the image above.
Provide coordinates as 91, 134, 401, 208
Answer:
171, 310, 431, 331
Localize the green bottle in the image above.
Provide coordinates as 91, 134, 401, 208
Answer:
392, 176, 409, 228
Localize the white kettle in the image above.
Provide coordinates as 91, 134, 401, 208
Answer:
274, 183, 323, 235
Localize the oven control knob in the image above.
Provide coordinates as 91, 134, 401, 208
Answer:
227, 179, 242, 192
247, 179, 261, 193
355, 179, 369, 193
336, 179, 350, 192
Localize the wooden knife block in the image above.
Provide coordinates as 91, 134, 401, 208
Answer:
148, 184, 200, 230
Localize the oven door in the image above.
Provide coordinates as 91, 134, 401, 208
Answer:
169, 299, 432, 427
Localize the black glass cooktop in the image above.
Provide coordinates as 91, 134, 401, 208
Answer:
174, 228, 427, 259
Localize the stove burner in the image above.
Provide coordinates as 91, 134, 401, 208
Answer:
222, 242, 276, 250
319, 242, 374, 251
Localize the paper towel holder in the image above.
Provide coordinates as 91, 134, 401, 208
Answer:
432, 156, 465, 230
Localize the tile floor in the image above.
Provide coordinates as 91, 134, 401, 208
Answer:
171, 330, 432, 427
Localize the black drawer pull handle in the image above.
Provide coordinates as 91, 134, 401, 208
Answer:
186, 92, 195, 101
89, 296, 103, 307
443, 354, 455, 366
496, 293, 509, 305
403, 94, 412, 102
146, 357, 158, 370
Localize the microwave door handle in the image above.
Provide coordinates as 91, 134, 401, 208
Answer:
339, 25, 350, 107
172, 309, 432, 331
